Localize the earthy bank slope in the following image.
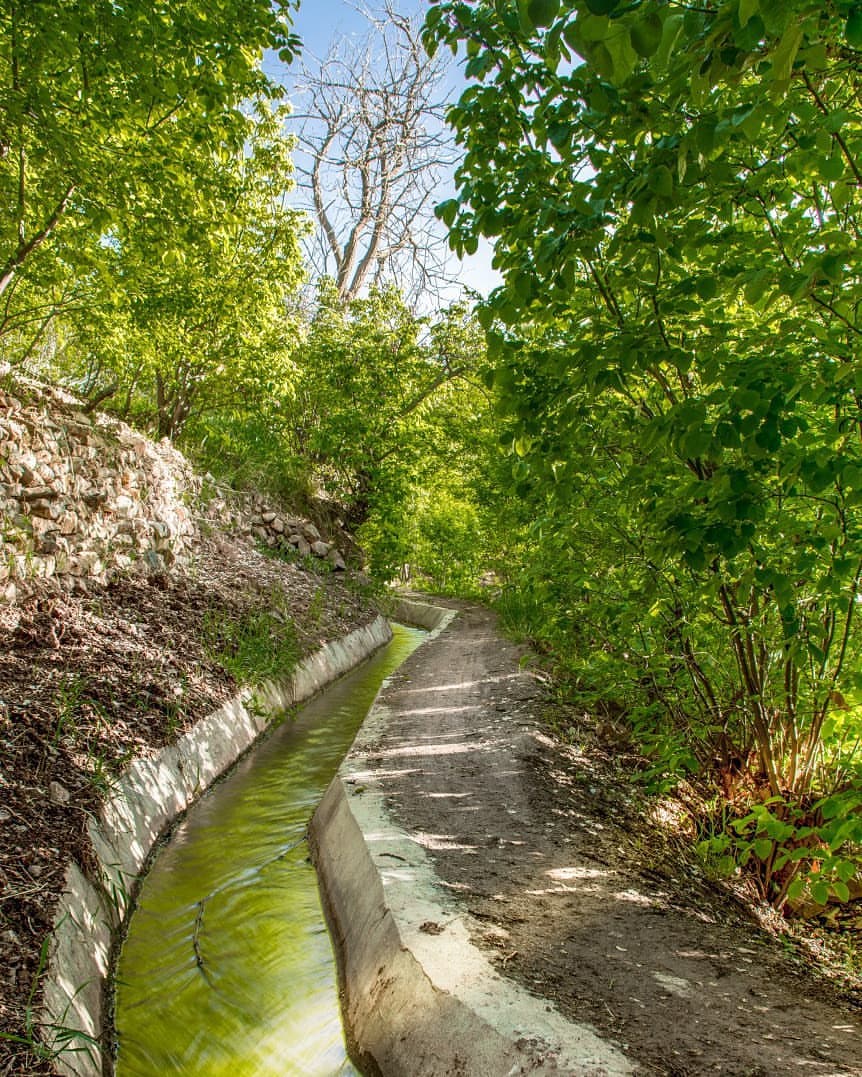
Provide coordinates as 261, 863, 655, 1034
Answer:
342, 600, 861, 1076
0, 375, 379, 1075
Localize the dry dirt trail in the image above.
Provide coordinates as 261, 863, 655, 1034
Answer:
320, 599, 861, 1076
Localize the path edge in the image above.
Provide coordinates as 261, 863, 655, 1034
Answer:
310, 597, 635, 1077
40, 613, 393, 1077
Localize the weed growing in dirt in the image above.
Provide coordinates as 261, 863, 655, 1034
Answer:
83, 747, 119, 796
162, 694, 184, 737
54, 674, 84, 745
300, 553, 332, 575
342, 572, 380, 603
256, 538, 296, 564
307, 586, 326, 627
201, 606, 300, 686
0, 936, 100, 1068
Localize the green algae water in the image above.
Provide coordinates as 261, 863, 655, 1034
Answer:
113, 623, 425, 1077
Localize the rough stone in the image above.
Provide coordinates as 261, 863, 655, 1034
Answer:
72, 551, 103, 576
112, 494, 135, 517
29, 499, 60, 520
30, 515, 57, 537
35, 555, 56, 579
143, 549, 166, 573
49, 781, 71, 806
81, 490, 107, 509
59, 511, 78, 536
35, 533, 59, 555
0, 371, 366, 606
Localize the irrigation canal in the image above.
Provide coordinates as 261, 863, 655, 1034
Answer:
113, 622, 426, 1076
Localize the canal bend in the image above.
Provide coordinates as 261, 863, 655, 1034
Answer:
113, 623, 426, 1077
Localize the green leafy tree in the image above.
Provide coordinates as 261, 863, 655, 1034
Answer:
281, 283, 491, 582
427, 0, 862, 907
62, 104, 306, 440
292, 284, 476, 513
0, 0, 300, 345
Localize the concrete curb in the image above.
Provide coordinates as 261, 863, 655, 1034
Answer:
41, 614, 393, 1077
387, 595, 456, 633
310, 600, 634, 1076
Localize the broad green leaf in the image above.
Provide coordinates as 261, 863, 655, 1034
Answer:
739, 0, 759, 28
810, 880, 830, 906
604, 24, 639, 84
832, 881, 851, 903
753, 838, 773, 860
586, 0, 620, 14
787, 878, 805, 900
744, 270, 771, 304
652, 12, 684, 72
580, 14, 611, 43
649, 165, 674, 198
770, 24, 804, 86
846, 9, 862, 48
819, 153, 845, 182
437, 199, 459, 227
524, 0, 561, 30
630, 13, 663, 58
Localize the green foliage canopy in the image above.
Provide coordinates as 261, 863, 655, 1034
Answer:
426, 0, 862, 905
283, 283, 492, 583
0, 0, 300, 322
63, 104, 306, 440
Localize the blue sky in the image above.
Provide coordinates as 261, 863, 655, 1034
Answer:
269, 0, 500, 299
292, 0, 376, 60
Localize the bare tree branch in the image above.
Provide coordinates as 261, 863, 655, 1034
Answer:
289, 2, 458, 306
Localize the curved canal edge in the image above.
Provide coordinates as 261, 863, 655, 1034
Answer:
41, 613, 394, 1077
309, 598, 633, 1077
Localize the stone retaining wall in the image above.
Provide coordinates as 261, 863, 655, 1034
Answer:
0, 373, 350, 606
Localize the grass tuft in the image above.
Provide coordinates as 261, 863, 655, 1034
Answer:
202, 606, 301, 686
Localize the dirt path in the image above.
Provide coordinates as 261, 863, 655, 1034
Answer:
366, 601, 861, 1075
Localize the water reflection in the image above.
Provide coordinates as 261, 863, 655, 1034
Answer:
115, 623, 426, 1076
